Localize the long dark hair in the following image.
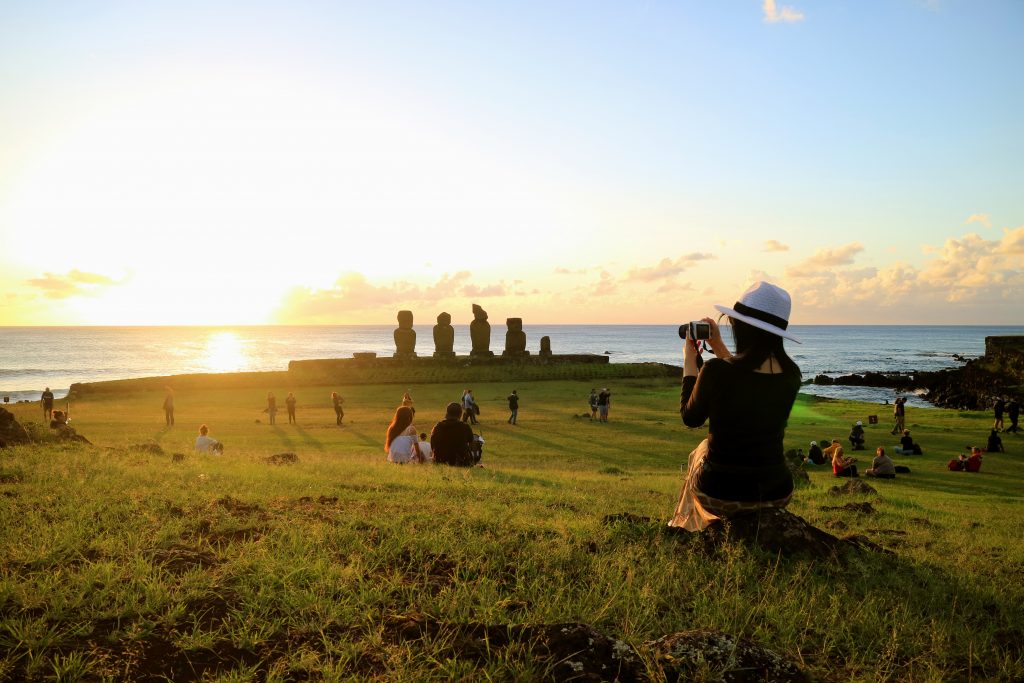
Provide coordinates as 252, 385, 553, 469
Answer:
728, 317, 801, 377
385, 406, 415, 451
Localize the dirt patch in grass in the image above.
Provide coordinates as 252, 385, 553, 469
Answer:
152, 545, 220, 575
212, 496, 264, 516
819, 502, 877, 514
264, 452, 298, 465
383, 613, 646, 681
0, 471, 24, 483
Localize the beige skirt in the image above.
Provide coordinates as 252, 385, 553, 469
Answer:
669, 439, 791, 532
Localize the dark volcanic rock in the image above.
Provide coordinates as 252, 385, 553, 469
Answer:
265, 452, 298, 465
0, 408, 30, 448
828, 480, 878, 496
699, 508, 881, 559
650, 629, 810, 683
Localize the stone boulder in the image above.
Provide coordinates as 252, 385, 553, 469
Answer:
0, 408, 30, 448
650, 629, 810, 682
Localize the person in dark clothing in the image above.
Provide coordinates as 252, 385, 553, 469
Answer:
849, 421, 866, 450
588, 389, 598, 420
806, 441, 826, 465
1007, 399, 1020, 433
895, 429, 918, 455
285, 392, 297, 424
41, 387, 54, 421
507, 390, 519, 425
331, 392, 345, 426
670, 281, 802, 531
430, 402, 476, 466
597, 389, 611, 422
987, 429, 1004, 453
993, 397, 1005, 431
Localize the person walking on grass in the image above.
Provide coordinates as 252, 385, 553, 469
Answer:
589, 388, 598, 420
331, 392, 345, 426
1007, 398, 1020, 434
597, 388, 611, 423
462, 389, 478, 425
993, 397, 1005, 432
890, 397, 906, 435
507, 389, 519, 425
286, 392, 297, 424
267, 392, 278, 425
40, 387, 54, 422
162, 387, 175, 427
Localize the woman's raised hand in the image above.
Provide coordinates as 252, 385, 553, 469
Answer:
702, 316, 732, 359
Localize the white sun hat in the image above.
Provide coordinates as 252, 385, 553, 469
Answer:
714, 281, 800, 343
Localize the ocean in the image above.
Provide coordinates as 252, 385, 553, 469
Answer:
2, 325, 1022, 407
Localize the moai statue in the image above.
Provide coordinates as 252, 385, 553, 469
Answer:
502, 318, 529, 357
393, 310, 417, 358
433, 312, 456, 358
539, 335, 553, 357
469, 304, 493, 357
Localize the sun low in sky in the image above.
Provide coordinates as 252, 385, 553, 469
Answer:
1, 1, 1021, 326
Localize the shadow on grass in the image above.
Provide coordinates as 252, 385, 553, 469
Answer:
270, 426, 294, 450
291, 426, 325, 451
345, 425, 383, 449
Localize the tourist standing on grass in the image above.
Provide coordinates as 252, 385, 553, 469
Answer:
589, 389, 598, 420
195, 424, 223, 454
40, 387, 54, 422
597, 388, 611, 422
267, 392, 278, 425
1007, 399, 1020, 434
385, 406, 423, 464
461, 389, 478, 425
669, 281, 802, 531
865, 447, 895, 478
891, 397, 906, 435
507, 390, 519, 425
993, 397, 1005, 431
285, 392, 297, 424
331, 392, 345, 426
431, 402, 475, 466
163, 387, 175, 427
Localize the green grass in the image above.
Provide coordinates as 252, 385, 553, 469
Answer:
1, 379, 1022, 681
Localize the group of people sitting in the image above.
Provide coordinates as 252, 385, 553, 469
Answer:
386, 402, 483, 467
805, 436, 912, 479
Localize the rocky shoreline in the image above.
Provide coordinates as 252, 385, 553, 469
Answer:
809, 336, 1023, 410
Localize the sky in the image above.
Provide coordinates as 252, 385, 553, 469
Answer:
1, 0, 1022, 326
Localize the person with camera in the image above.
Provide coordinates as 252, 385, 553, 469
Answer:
669, 281, 802, 532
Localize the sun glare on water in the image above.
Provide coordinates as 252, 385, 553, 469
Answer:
201, 332, 247, 373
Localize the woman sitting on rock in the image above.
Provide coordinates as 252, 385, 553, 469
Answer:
669, 282, 802, 531
832, 445, 858, 478
385, 406, 423, 464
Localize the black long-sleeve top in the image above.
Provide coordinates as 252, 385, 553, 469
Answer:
680, 357, 801, 502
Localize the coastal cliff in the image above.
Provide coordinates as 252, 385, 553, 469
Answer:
809, 336, 1024, 409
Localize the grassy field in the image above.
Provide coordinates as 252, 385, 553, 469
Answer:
1, 379, 1022, 681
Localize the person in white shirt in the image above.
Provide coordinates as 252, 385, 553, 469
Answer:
385, 406, 423, 464
417, 432, 433, 462
195, 424, 222, 454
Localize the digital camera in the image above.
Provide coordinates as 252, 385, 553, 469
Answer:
678, 321, 711, 340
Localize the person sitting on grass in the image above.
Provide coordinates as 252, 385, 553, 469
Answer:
822, 439, 842, 460
806, 441, 826, 465
865, 446, 895, 479
385, 406, 423, 464
430, 402, 476, 467
895, 429, 918, 455
195, 424, 223, 454
417, 432, 432, 462
849, 420, 866, 450
986, 429, 1004, 454
966, 447, 983, 472
832, 445, 858, 478
669, 281, 802, 531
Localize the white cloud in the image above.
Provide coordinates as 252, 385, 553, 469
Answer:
25, 269, 122, 299
762, 240, 790, 252
763, 0, 805, 24
625, 253, 715, 282
966, 213, 991, 228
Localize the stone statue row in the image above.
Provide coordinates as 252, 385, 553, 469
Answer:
393, 305, 551, 359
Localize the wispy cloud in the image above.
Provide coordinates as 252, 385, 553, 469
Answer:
966, 213, 991, 228
763, 0, 805, 24
276, 271, 511, 323
786, 242, 863, 277
762, 240, 790, 252
26, 269, 121, 299
625, 253, 715, 282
